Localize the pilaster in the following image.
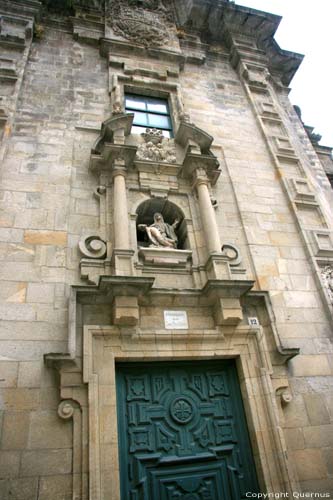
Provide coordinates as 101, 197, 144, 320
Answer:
226, 27, 333, 324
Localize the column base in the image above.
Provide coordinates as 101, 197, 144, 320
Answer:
111, 248, 135, 276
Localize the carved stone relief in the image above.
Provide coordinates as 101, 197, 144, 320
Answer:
321, 265, 333, 303
106, 0, 172, 47
138, 212, 179, 248
136, 128, 176, 163
79, 235, 107, 259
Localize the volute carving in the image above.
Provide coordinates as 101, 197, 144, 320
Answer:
79, 235, 107, 259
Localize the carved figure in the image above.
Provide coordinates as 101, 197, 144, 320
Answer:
321, 265, 333, 303
136, 128, 176, 163
138, 213, 179, 248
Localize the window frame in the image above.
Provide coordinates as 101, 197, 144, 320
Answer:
125, 93, 173, 137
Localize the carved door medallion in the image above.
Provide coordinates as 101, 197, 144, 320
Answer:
116, 360, 259, 499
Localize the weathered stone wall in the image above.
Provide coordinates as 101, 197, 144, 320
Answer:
178, 48, 333, 493
0, 1, 332, 498
0, 18, 109, 499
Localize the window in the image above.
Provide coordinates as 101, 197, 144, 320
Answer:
125, 94, 173, 137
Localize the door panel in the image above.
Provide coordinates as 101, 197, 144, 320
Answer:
116, 360, 259, 499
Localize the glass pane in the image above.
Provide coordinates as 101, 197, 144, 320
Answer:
133, 111, 148, 126
125, 95, 146, 111
148, 113, 171, 129
131, 125, 146, 135
147, 98, 168, 114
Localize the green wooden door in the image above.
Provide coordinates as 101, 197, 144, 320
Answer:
116, 360, 259, 499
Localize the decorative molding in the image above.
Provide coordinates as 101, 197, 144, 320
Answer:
78, 235, 107, 260
83, 323, 300, 497
221, 243, 242, 267
290, 178, 316, 202
240, 62, 270, 88
311, 230, 333, 258
58, 399, 76, 420
138, 247, 192, 269
273, 136, 296, 157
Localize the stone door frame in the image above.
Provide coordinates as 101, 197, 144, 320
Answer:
83, 324, 299, 499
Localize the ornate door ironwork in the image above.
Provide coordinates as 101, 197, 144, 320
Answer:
116, 360, 259, 499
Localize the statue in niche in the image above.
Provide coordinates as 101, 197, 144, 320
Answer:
138, 213, 180, 248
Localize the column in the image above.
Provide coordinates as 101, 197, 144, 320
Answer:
194, 168, 221, 254
112, 161, 130, 249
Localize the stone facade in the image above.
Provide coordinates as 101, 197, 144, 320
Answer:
0, 0, 333, 499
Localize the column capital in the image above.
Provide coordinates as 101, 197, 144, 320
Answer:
192, 167, 209, 190
111, 161, 127, 179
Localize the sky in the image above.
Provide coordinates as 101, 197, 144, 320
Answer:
235, 0, 332, 147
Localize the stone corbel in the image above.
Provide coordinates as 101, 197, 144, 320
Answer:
275, 386, 293, 407
203, 279, 254, 326
97, 275, 154, 326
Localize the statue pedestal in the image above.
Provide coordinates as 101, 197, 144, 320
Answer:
138, 247, 192, 270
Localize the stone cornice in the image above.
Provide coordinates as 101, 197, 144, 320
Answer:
174, 0, 304, 85
0, 0, 42, 19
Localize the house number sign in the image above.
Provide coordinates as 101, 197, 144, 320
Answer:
164, 310, 188, 330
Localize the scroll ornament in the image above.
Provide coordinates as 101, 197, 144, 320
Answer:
79, 235, 107, 259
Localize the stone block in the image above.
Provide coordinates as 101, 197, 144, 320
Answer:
0, 451, 20, 478
0, 304, 35, 322
112, 296, 139, 326
24, 230, 67, 246
1, 411, 30, 449
0, 228, 23, 244
1, 388, 40, 411
283, 395, 310, 428
299, 478, 333, 494
29, 411, 72, 449
283, 291, 319, 308
20, 449, 72, 476
0, 480, 8, 500
290, 356, 331, 377
304, 394, 330, 425
323, 448, 333, 475
38, 474, 72, 500
292, 449, 327, 481
303, 425, 333, 448
284, 428, 305, 450
26, 283, 54, 303
6, 477, 38, 500
0, 362, 18, 388
17, 361, 42, 388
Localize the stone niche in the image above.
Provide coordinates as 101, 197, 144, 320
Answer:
136, 198, 188, 249
135, 197, 193, 274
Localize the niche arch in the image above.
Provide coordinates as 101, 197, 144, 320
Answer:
136, 198, 188, 250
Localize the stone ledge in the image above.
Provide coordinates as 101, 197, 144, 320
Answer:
138, 247, 192, 269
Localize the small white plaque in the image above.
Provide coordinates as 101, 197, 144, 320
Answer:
164, 310, 188, 330
248, 316, 259, 327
